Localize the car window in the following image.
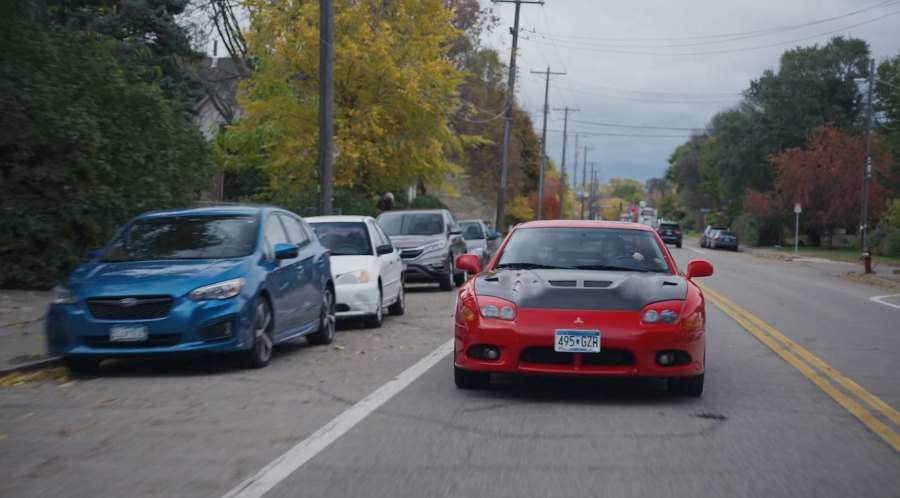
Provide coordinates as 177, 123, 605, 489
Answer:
372, 222, 392, 248
264, 215, 291, 256
459, 221, 486, 240
368, 221, 388, 248
377, 213, 444, 236
101, 215, 259, 262
496, 227, 672, 273
309, 222, 373, 256
279, 214, 310, 246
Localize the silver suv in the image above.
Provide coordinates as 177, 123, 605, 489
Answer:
376, 209, 468, 291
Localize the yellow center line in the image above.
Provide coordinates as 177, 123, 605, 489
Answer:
698, 284, 900, 453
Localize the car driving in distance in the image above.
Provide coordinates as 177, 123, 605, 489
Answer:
709, 230, 739, 251
656, 222, 682, 248
452, 220, 714, 396
307, 215, 405, 328
376, 209, 467, 291
46, 206, 336, 373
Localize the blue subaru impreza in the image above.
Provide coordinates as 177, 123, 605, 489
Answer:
46, 206, 335, 372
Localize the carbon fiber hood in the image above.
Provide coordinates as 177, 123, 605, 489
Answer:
473, 268, 687, 311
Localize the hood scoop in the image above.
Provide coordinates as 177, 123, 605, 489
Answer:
584, 280, 613, 288
662, 280, 679, 286
548, 280, 577, 287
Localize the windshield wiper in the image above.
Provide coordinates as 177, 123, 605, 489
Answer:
571, 264, 650, 272
495, 262, 571, 270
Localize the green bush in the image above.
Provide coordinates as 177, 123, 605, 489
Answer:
409, 195, 448, 209
731, 213, 761, 247
884, 229, 900, 257
334, 188, 379, 217
0, 5, 212, 288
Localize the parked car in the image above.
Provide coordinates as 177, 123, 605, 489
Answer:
452, 220, 714, 396
46, 206, 336, 373
459, 219, 501, 268
656, 222, 683, 248
709, 230, 739, 251
700, 224, 728, 248
307, 216, 404, 328
376, 209, 467, 291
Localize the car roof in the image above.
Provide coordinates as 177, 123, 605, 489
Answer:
136, 205, 274, 219
306, 215, 372, 223
514, 220, 656, 232
377, 209, 445, 215
459, 219, 485, 224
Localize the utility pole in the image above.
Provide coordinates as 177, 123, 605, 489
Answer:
493, 0, 544, 232
317, 0, 334, 215
580, 144, 591, 220
554, 106, 579, 219
588, 164, 596, 219
859, 58, 875, 263
530, 66, 565, 220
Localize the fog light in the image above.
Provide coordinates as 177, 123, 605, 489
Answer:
468, 345, 501, 361
658, 353, 674, 366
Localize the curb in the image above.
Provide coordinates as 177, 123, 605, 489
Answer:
0, 356, 62, 377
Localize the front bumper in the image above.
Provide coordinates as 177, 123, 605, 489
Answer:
46, 294, 255, 357
454, 308, 704, 378
660, 235, 682, 244
334, 281, 380, 318
402, 260, 451, 283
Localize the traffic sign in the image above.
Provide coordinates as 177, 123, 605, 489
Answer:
794, 203, 802, 214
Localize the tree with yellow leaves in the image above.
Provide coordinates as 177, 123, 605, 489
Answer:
219, 0, 472, 199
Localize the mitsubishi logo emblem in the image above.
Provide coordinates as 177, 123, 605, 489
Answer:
573, 317, 584, 324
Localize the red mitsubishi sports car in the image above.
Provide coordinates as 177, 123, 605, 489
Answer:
453, 220, 714, 396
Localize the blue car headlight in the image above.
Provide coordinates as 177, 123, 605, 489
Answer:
52, 285, 78, 304
190, 278, 246, 301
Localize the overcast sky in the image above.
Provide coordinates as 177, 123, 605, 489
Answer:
480, 0, 900, 188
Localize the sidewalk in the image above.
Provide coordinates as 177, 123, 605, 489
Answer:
0, 290, 59, 375
742, 246, 900, 289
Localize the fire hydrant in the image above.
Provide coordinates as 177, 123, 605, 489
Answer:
862, 247, 873, 274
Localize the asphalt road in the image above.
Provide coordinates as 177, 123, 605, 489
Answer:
1, 246, 898, 497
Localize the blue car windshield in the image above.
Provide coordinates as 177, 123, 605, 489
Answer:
100, 215, 259, 262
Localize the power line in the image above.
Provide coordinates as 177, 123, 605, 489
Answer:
568, 118, 703, 131
548, 129, 693, 138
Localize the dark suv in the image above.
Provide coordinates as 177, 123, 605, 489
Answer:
376, 209, 468, 291
657, 222, 682, 248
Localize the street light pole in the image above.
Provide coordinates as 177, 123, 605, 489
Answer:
860, 58, 875, 259
493, 0, 543, 232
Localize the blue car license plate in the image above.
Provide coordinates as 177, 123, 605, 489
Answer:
554, 329, 601, 353
110, 325, 148, 342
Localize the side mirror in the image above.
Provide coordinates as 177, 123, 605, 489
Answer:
376, 244, 394, 256
488, 231, 501, 241
274, 243, 299, 260
686, 260, 714, 279
449, 228, 462, 236
456, 254, 481, 274
88, 249, 103, 259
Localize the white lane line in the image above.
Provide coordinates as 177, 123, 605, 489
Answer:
683, 245, 713, 256
870, 294, 900, 310
222, 339, 454, 498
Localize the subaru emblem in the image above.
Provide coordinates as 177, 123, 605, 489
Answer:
118, 298, 139, 308
573, 317, 584, 324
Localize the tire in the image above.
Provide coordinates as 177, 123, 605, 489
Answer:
668, 373, 704, 397
63, 356, 100, 375
308, 286, 336, 345
243, 298, 274, 368
453, 268, 466, 287
454, 364, 490, 389
364, 287, 384, 328
676, 240, 682, 249
438, 257, 454, 291
388, 280, 405, 316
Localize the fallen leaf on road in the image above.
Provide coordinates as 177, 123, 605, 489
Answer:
333, 345, 345, 351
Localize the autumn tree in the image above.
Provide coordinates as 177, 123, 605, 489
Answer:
762, 125, 893, 247
219, 0, 472, 202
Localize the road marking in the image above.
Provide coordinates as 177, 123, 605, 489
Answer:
699, 283, 900, 453
870, 294, 900, 310
222, 339, 454, 498
684, 246, 713, 256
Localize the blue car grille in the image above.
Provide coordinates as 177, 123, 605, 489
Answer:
86, 296, 174, 320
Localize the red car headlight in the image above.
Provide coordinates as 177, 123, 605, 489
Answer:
477, 295, 518, 321
641, 300, 684, 325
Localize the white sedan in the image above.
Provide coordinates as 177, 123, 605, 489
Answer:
307, 215, 404, 327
